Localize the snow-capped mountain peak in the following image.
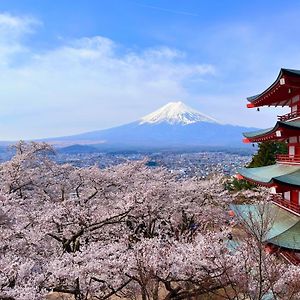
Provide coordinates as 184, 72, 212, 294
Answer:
139, 101, 219, 125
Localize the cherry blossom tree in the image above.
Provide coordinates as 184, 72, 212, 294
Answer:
1, 142, 300, 300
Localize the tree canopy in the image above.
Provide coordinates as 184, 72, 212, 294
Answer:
0, 142, 300, 300
248, 141, 287, 168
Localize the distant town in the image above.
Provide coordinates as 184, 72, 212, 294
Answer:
0, 133, 254, 178
36, 150, 250, 177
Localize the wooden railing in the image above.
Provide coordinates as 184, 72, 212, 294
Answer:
272, 194, 300, 214
280, 250, 300, 265
278, 110, 300, 121
276, 154, 300, 163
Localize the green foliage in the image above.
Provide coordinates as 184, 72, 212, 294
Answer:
225, 141, 287, 192
248, 141, 287, 168
224, 177, 255, 191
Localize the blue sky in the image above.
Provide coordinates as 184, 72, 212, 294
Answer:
1, 0, 300, 139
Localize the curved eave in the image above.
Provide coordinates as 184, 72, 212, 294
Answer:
238, 173, 273, 187
247, 68, 300, 108
273, 169, 300, 188
268, 221, 300, 250
243, 120, 300, 143
243, 125, 279, 142
238, 166, 274, 186
238, 164, 300, 187
247, 69, 283, 104
231, 203, 300, 250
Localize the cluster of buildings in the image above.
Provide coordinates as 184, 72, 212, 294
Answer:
150, 151, 250, 177
50, 150, 250, 177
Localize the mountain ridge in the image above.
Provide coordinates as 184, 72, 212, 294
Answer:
0, 102, 257, 150
40, 101, 256, 149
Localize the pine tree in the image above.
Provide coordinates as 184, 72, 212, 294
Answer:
248, 141, 287, 167
225, 141, 287, 191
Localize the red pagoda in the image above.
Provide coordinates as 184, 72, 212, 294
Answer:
235, 68, 300, 263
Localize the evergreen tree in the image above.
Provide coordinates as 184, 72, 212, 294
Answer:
226, 141, 287, 191
248, 141, 287, 167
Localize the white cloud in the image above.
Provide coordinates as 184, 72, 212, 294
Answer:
0, 15, 215, 140
0, 13, 40, 67
0, 13, 39, 33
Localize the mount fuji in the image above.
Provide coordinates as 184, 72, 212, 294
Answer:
139, 101, 219, 125
44, 101, 256, 151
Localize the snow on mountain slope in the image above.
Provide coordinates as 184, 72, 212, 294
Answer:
139, 101, 219, 125
38, 101, 257, 149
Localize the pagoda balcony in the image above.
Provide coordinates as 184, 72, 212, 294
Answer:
276, 154, 300, 164
278, 110, 300, 122
271, 194, 300, 215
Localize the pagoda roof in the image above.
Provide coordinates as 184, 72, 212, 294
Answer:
243, 120, 300, 142
247, 68, 300, 108
231, 203, 300, 250
238, 164, 300, 186
273, 169, 300, 186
